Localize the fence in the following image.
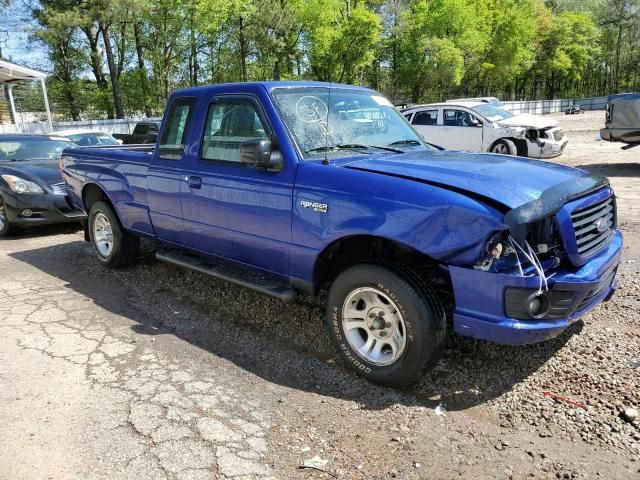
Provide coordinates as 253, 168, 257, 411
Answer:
501, 96, 608, 115
0, 95, 610, 134
0, 117, 161, 135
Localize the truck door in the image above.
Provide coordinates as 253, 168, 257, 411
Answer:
439, 108, 484, 151
147, 97, 195, 245
179, 93, 294, 277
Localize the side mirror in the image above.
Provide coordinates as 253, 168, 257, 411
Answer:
469, 119, 483, 127
240, 139, 283, 171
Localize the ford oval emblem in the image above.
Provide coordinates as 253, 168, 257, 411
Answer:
595, 217, 608, 233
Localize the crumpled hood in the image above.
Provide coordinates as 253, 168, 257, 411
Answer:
0, 160, 63, 185
497, 113, 557, 129
342, 150, 598, 211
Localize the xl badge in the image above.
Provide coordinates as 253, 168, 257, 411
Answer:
300, 200, 328, 213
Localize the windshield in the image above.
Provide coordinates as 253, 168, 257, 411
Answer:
271, 87, 431, 158
472, 104, 513, 122
0, 138, 73, 162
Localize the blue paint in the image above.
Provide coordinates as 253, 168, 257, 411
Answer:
61, 81, 623, 346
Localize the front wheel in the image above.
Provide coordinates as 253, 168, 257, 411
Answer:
490, 139, 516, 155
0, 195, 12, 237
326, 264, 446, 387
88, 201, 139, 268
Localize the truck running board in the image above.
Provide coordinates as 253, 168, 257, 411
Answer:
155, 250, 297, 303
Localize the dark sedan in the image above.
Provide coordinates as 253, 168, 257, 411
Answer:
0, 134, 86, 236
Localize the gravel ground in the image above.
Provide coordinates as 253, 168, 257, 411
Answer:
1, 110, 639, 479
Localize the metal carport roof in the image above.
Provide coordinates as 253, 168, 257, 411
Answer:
0, 59, 53, 132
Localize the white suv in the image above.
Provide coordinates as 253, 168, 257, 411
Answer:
402, 101, 568, 158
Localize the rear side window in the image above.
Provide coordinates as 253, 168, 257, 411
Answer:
200, 100, 268, 164
133, 124, 149, 135
159, 99, 195, 160
412, 110, 438, 126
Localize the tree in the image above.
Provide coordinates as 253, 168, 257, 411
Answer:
301, 0, 382, 83
31, 0, 85, 120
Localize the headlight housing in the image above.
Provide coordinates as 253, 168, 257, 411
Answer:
1, 174, 45, 194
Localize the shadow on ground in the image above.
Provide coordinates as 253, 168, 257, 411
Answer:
11, 240, 579, 412
0, 222, 82, 241
576, 162, 640, 178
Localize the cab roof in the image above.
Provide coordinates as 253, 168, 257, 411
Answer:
173, 81, 377, 97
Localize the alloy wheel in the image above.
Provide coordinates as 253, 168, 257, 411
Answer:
93, 212, 114, 257
341, 286, 408, 366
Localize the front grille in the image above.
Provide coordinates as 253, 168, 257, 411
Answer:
50, 181, 67, 195
553, 129, 565, 141
571, 196, 615, 258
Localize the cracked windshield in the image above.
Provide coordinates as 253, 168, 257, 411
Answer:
272, 87, 430, 157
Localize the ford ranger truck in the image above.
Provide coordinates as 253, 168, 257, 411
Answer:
60, 82, 622, 387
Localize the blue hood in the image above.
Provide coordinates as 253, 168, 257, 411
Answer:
342, 151, 602, 212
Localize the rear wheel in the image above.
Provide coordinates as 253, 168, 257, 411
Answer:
0, 195, 11, 237
88, 201, 139, 268
326, 264, 446, 387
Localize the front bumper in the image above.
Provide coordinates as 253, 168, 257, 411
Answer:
2, 190, 86, 226
600, 127, 640, 144
527, 137, 569, 158
449, 230, 623, 345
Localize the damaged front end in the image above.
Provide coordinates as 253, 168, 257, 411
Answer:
523, 125, 568, 158
495, 116, 568, 158
450, 175, 622, 345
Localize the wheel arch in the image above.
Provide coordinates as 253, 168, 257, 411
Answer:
82, 183, 113, 212
81, 183, 127, 230
313, 234, 454, 315
490, 137, 527, 156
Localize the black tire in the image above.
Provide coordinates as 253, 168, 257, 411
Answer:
490, 139, 515, 155
326, 264, 446, 387
0, 195, 11, 237
88, 200, 139, 268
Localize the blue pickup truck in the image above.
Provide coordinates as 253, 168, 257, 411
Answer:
61, 81, 622, 386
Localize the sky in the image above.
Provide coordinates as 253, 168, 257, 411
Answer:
0, 1, 51, 71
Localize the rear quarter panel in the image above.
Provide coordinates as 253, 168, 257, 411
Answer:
62, 147, 155, 236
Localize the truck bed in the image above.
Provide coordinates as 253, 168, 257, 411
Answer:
62, 144, 156, 237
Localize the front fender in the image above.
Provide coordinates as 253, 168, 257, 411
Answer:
291, 162, 506, 282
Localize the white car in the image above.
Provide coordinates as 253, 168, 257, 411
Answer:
54, 129, 122, 146
447, 96, 503, 107
402, 102, 568, 158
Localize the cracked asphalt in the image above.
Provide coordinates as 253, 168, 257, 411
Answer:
1, 230, 638, 480
0, 233, 277, 480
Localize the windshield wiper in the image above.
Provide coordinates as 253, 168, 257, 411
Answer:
307, 143, 403, 154
388, 139, 422, 146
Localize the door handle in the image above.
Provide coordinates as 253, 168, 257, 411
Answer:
185, 175, 202, 189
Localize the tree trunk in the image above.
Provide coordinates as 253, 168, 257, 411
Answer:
238, 16, 248, 82
82, 24, 114, 119
100, 22, 125, 118
117, 23, 126, 80
614, 23, 623, 93
134, 23, 153, 118
189, 10, 199, 86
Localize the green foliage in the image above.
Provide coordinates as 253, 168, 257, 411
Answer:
19, 0, 640, 119
305, 2, 382, 82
